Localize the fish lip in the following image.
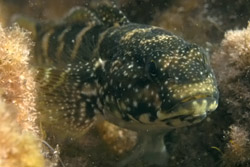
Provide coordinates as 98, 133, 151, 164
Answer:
157, 96, 218, 121
167, 94, 212, 112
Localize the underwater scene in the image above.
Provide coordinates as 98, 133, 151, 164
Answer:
0, 0, 249, 167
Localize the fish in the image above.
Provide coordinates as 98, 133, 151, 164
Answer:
13, 1, 219, 165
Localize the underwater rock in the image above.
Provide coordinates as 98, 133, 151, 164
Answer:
212, 22, 250, 115
0, 24, 45, 167
212, 22, 250, 167
223, 125, 250, 166
0, 24, 37, 134
0, 100, 45, 167
97, 121, 137, 155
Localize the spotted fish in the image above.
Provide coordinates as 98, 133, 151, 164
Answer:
14, 2, 219, 165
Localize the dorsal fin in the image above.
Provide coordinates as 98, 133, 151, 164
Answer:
92, 2, 130, 27
62, 6, 101, 25
11, 15, 53, 40
12, 7, 100, 40
11, 15, 40, 39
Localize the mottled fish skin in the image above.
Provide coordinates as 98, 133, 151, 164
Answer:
15, 4, 218, 132
98, 23, 218, 131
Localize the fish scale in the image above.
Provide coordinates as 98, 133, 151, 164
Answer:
14, 3, 219, 166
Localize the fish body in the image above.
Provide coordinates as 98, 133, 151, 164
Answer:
14, 4, 218, 132
14, 3, 219, 165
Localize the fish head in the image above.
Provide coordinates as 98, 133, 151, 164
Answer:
103, 28, 218, 129
147, 40, 219, 127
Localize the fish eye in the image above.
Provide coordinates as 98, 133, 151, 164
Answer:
148, 61, 158, 77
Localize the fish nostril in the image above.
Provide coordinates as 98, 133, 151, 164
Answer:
183, 44, 192, 53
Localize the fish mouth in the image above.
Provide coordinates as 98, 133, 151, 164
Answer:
157, 96, 218, 127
